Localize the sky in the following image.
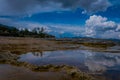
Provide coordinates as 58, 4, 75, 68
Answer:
0, 0, 120, 39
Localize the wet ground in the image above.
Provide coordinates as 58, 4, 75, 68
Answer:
0, 64, 71, 80
0, 49, 120, 80
0, 37, 120, 80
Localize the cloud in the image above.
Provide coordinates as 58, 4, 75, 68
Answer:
18, 23, 85, 37
0, 0, 111, 16
47, 24, 85, 37
85, 15, 120, 39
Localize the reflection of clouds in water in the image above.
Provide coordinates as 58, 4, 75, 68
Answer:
84, 51, 120, 72
85, 61, 107, 72
19, 50, 120, 74
82, 50, 93, 58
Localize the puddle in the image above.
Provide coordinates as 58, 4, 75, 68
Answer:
19, 50, 89, 71
18, 50, 120, 72
18, 50, 120, 80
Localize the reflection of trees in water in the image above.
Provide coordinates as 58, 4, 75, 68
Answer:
32, 52, 43, 57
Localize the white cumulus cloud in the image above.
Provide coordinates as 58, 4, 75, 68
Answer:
85, 15, 120, 39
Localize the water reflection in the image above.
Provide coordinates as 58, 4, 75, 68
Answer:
32, 52, 43, 57
18, 50, 120, 73
85, 52, 120, 72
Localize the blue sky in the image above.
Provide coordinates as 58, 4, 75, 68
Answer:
0, 0, 120, 39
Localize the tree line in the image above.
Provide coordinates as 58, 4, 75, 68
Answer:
0, 24, 55, 38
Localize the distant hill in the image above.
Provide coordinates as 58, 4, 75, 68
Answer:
0, 24, 55, 38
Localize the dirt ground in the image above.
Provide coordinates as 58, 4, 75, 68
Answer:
0, 37, 79, 54
0, 37, 119, 54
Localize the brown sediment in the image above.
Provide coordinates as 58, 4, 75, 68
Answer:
0, 37, 80, 54
0, 64, 71, 80
0, 37, 118, 54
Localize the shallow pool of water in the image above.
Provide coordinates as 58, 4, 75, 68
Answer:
18, 50, 120, 73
